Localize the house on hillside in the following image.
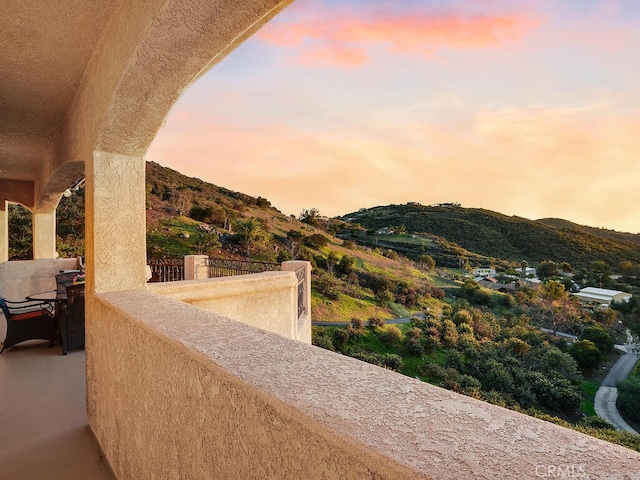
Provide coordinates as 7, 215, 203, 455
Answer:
473, 267, 496, 277
573, 287, 632, 308
376, 227, 394, 235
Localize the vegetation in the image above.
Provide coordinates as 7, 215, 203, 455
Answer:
340, 204, 640, 270
617, 362, 640, 427
7, 161, 640, 452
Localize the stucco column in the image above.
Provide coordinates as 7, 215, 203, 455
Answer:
185, 255, 209, 280
32, 210, 57, 259
0, 202, 7, 263
86, 151, 147, 294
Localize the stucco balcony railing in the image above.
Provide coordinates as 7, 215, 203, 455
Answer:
84, 289, 640, 479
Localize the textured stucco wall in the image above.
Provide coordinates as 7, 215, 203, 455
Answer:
148, 272, 305, 342
0, 207, 7, 263
32, 211, 57, 259
88, 290, 640, 480
85, 152, 147, 295
0, 258, 77, 300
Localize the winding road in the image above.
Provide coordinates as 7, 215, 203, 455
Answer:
594, 336, 639, 434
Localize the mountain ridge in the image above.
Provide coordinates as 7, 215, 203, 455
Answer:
340, 204, 640, 269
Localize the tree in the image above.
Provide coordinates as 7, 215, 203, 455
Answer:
520, 260, 528, 280
579, 326, 614, 356
299, 208, 321, 226
559, 262, 573, 273
8, 203, 33, 260
569, 340, 601, 370
325, 251, 339, 276
234, 218, 268, 255
282, 230, 304, 259
542, 280, 567, 301
195, 231, 221, 256
537, 260, 559, 280
336, 255, 355, 276
418, 254, 436, 271
304, 233, 328, 248
590, 260, 611, 288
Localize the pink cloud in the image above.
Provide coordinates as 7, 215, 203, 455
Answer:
257, 3, 540, 67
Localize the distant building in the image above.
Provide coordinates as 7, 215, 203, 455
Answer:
476, 276, 498, 288
573, 287, 632, 307
376, 227, 394, 235
473, 267, 496, 277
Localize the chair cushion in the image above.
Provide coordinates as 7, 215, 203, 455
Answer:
11, 310, 52, 321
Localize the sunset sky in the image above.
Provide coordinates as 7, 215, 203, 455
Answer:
147, 0, 640, 233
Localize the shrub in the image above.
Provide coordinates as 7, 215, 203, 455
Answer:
304, 233, 329, 248
569, 340, 601, 370
332, 328, 350, 351
349, 317, 365, 334
579, 325, 614, 356
312, 330, 335, 351
313, 270, 341, 300
379, 325, 404, 345
368, 316, 385, 329
382, 354, 404, 371
441, 319, 459, 347
578, 416, 616, 430
375, 289, 395, 307
617, 377, 640, 422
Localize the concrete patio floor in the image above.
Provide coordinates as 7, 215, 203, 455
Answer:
0, 335, 114, 479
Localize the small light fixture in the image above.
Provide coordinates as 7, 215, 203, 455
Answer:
63, 189, 72, 197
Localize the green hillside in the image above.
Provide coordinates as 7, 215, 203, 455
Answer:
340, 204, 640, 270
8, 162, 640, 451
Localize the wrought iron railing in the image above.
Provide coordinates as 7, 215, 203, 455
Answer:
295, 266, 306, 319
147, 257, 185, 282
206, 258, 280, 278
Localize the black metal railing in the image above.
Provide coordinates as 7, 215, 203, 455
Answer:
295, 266, 306, 319
206, 258, 280, 278
147, 257, 185, 282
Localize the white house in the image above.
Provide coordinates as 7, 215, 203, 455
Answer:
573, 287, 632, 307
473, 267, 496, 277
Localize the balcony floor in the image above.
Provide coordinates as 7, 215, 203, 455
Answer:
0, 337, 114, 479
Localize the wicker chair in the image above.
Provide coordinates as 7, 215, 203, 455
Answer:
0, 298, 56, 353
60, 283, 85, 355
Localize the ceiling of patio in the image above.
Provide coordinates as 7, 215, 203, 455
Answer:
0, 0, 115, 182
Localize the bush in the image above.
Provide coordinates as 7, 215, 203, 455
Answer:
617, 377, 640, 422
332, 328, 350, 351
383, 354, 404, 371
375, 289, 395, 307
312, 329, 335, 351
569, 340, 602, 370
304, 233, 329, 248
579, 325, 614, 356
349, 317, 365, 334
368, 316, 385, 329
378, 325, 404, 345
313, 270, 341, 300
578, 416, 616, 430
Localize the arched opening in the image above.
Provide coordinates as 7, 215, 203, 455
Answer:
7, 203, 33, 260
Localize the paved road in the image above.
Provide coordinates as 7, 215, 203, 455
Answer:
594, 340, 638, 434
539, 327, 578, 342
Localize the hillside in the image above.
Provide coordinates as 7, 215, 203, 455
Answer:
340, 204, 640, 270
537, 218, 640, 246
9, 162, 640, 450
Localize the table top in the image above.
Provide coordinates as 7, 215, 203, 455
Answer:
26, 291, 66, 302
